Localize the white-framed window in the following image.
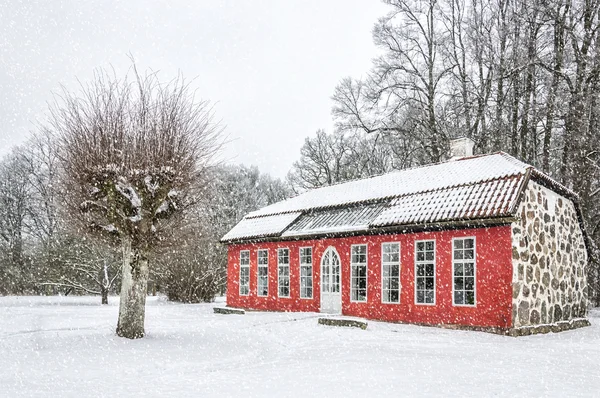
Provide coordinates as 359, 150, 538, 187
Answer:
278, 248, 290, 297
239, 250, 250, 296
381, 242, 400, 304
453, 237, 476, 306
350, 244, 368, 302
299, 247, 313, 299
257, 249, 269, 297
415, 240, 435, 305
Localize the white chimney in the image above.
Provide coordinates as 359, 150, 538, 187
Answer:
449, 137, 475, 160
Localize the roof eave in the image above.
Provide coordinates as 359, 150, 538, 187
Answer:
219, 216, 517, 245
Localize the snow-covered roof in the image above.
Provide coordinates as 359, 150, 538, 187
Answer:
248, 152, 528, 217
371, 175, 522, 227
221, 153, 552, 243
220, 212, 302, 242
282, 202, 388, 238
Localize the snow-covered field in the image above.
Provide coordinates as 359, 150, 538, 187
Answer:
0, 296, 598, 397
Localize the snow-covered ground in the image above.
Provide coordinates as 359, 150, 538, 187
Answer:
0, 296, 598, 397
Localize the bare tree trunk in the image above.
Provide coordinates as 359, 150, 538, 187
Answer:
519, 2, 540, 162
116, 237, 149, 339
542, 1, 568, 172
101, 286, 108, 305
493, 0, 509, 151
448, 0, 472, 134
99, 259, 110, 305
510, 80, 521, 156
509, 4, 522, 157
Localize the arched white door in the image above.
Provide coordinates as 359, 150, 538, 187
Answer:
320, 247, 341, 313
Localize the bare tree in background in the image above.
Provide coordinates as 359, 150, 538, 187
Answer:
371, 0, 450, 161
38, 236, 121, 305
329, 0, 600, 305
155, 164, 290, 302
19, 133, 59, 252
287, 130, 358, 191
46, 66, 223, 338
0, 150, 30, 293
287, 129, 412, 192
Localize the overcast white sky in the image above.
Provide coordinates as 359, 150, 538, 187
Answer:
0, 0, 387, 178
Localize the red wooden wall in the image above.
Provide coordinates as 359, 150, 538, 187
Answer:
226, 226, 514, 329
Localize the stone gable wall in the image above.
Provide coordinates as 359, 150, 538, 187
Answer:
511, 180, 588, 328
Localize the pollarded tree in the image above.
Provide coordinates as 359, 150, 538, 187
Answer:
47, 67, 222, 338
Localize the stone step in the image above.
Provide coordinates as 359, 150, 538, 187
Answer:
213, 307, 245, 315
318, 317, 368, 330
508, 318, 591, 336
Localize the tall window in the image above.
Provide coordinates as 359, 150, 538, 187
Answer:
300, 247, 313, 299
381, 242, 400, 303
278, 248, 290, 297
239, 250, 250, 296
351, 244, 367, 302
453, 237, 476, 306
415, 240, 435, 304
257, 249, 268, 297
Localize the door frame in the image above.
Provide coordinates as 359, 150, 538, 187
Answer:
320, 246, 342, 314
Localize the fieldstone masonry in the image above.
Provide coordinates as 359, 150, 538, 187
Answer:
511, 180, 588, 328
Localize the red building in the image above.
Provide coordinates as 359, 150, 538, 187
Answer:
221, 140, 590, 334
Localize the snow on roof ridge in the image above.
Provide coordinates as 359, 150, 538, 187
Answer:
496, 151, 533, 169
248, 152, 531, 218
